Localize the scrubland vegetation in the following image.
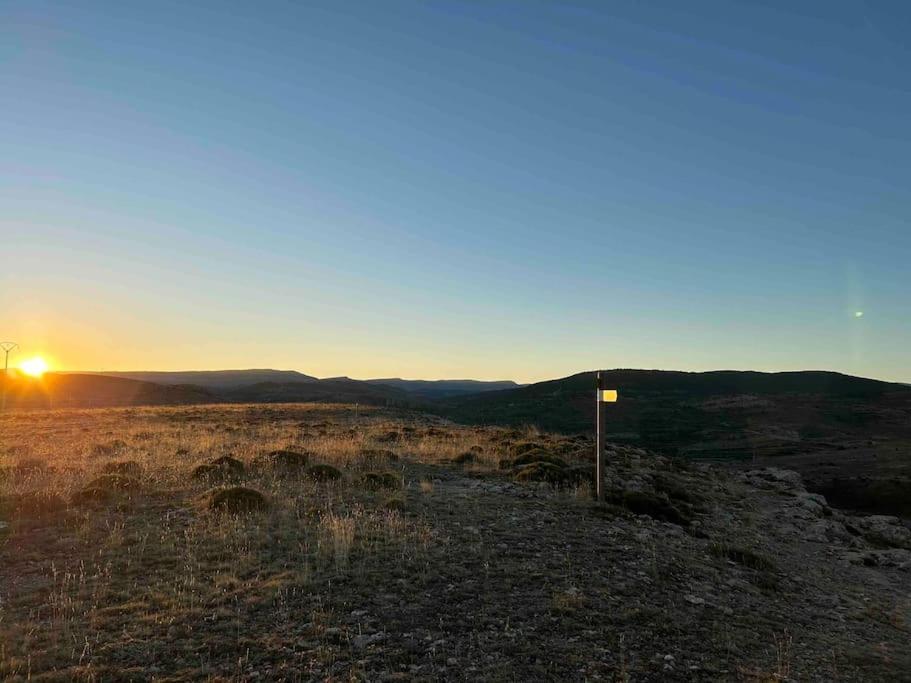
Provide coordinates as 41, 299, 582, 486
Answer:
1, 404, 909, 681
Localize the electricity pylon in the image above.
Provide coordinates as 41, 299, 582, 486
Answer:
1, 341, 18, 412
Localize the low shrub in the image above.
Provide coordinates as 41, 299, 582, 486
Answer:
514, 461, 569, 484
383, 495, 406, 511
102, 460, 143, 477
359, 449, 399, 467
306, 464, 343, 482
72, 474, 141, 505
359, 471, 400, 491
607, 490, 693, 526
201, 486, 269, 513
253, 450, 311, 472
709, 542, 776, 572
452, 451, 477, 465
375, 431, 400, 443
501, 450, 568, 470
3, 491, 68, 519
192, 456, 245, 481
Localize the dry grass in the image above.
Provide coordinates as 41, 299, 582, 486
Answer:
0, 403, 460, 679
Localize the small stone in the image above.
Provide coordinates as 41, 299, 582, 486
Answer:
684, 595, 705, 606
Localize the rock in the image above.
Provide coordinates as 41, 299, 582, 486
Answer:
683, 595, 705, 606
851, 549, 911, 570
741, 468, 804, 492
851, 515, 911, 550
352, 632, 385, 650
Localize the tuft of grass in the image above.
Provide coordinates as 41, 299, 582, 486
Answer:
101, 460, 143, 477
709, 541, 777, 572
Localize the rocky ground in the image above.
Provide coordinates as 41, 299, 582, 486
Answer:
1, 405, 910, 681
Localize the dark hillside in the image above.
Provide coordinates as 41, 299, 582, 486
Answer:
75, 369, 318, 388
221, 378, 416, 406
439, 369, 911, 455
365, 378, 520, 399
0, 373, 217, 409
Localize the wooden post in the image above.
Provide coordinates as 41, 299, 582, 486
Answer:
596, 371, 604, 502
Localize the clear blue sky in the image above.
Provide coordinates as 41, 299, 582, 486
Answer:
2, 1, 909, 382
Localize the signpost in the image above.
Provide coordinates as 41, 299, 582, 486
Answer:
595, 371, 618, 502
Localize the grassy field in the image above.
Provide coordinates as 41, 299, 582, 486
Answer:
0, 404, 579, 680
2, 403, 909, 681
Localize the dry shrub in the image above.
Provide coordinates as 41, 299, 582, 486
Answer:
607, 490, 693, 527
359, 471, 401, 491
101, 460, 143, 477
91, 439, 127, 457
4, 459, 52, 476
513, 461, 567, 484
383, 495, 406, 511
253, 449, 311, 473
509, 441, 545, 457
501, 450, 568, 470
452, 451, 477, 465
306, 463, 343, 482
201, 486, 269, 513
72, 474, 141, 505
358, 448, 398, 468
375, 431, 400, 444
2, 491, 68, 520
192, 455, 246, 481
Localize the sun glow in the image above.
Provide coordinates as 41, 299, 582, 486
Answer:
20, 357, 49, 378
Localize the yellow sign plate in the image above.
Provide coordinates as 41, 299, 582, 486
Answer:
598, 389, 618, 403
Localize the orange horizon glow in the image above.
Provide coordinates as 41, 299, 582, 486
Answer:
19, 357, 49, 378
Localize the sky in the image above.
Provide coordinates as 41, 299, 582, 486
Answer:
1, 1, 909, 383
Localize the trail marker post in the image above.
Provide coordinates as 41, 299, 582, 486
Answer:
595, 371, 618, 502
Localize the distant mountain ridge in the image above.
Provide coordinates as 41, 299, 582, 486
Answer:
75, 369, 318, 389
365, 378, 522, 399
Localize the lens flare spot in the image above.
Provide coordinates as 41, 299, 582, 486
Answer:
854, 311, 864, 318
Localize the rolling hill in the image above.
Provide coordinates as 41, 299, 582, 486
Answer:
364, 378, 521, 399
438, 369, 911, 455
2, 372, 418, 410
221, 378, 414, 406
75, 369, 318, 388
0, 373, 218, 410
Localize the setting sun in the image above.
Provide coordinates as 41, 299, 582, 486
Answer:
20, 357, 49, 378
